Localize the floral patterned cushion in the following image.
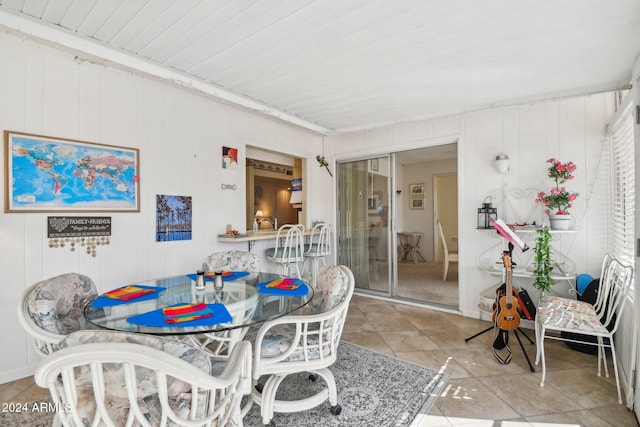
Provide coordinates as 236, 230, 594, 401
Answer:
203, 250, 260, 272
27, 273, 98, 338
539, 295, 597, 316
303, 264, 349, 315
60, 330, 212, 426
61, 330, 211, 373
257, 323, 337, 362
538, 306, 608, 334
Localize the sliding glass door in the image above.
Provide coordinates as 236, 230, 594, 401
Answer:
336, 156, 391, 294
337, 145, 458, 307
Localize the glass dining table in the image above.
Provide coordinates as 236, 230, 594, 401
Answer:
84, 272, 313, 339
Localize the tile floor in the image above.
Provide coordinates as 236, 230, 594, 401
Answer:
342, 294, 638, 427
2, 294, 638, 427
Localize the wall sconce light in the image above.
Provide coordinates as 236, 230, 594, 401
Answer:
495, 154, 510, 174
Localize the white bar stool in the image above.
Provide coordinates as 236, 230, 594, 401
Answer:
303, 223, 331, 287
265, 224, 305, 278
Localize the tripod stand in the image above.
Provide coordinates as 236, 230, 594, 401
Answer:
465, 243, 536, 372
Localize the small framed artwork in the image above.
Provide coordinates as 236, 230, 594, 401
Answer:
368, 191, 382, 210
371, 158, 379, 172
410, 197, 425, 210
222, 146, 238, 169
156, 194, 192, 242
409, 183, 424, 196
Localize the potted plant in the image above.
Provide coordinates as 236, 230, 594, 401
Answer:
533, 226, 554, 292
535, 158, 579, 230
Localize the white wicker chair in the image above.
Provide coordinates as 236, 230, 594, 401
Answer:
35, 330, 252, 427
250, 264, 354, 426
185, 281, 259, 359
186, 250, 261, 359
535, 258, 634, 404
17, 272, 98, 356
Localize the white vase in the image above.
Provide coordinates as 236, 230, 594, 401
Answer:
549, 214, 573, 230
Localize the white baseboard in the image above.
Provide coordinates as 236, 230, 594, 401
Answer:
0, 364, 37, 384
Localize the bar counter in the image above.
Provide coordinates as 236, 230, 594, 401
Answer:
217, 229, 313, 251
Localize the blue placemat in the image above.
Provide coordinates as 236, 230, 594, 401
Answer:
186, 271, 250, 282
126, 303, 232, 327
257, 279, 309, 296
91, 285, 166, 308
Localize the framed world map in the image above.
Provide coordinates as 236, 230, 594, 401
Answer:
4, 131, 140, 212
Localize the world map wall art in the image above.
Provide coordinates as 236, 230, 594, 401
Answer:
4, 131, 140, 212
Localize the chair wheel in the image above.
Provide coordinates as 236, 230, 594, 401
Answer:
330, 404, 342, 415
255, 383, 264, 393
309, 374, 317, 382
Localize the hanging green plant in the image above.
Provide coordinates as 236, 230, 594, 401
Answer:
533, 227, 554, 292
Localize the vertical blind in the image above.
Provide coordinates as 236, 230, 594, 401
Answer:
608, 98, 635, 266
336, 159, 371, 286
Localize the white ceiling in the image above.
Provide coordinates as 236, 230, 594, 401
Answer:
1, 0, 639, 134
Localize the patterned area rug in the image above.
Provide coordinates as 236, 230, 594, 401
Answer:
0, 401, 55, 427
244, 341, 449, 426
3, 342, 447, 427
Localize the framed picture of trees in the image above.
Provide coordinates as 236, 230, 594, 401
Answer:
156, 194, 192, 241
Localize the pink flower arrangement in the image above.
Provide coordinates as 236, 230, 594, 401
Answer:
535, 158, 579, 215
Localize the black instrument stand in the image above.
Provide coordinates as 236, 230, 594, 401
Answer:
465, 242, 536, 372
465, 325, 536, 372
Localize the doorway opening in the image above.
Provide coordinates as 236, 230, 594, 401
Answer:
245, 147, 304, 231
396, 144, 458, 308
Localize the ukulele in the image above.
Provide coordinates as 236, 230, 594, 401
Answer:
494, 251, 520, 331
